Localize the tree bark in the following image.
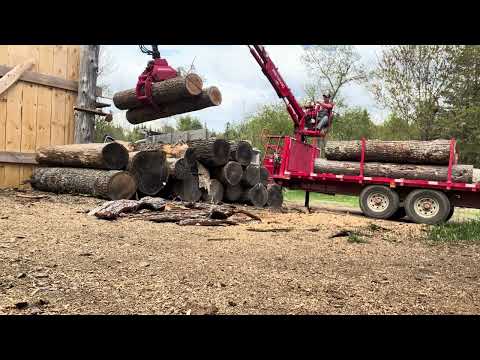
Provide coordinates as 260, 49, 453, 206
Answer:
166, 157, 198, 180
113, 73, 203, 110
31, 167, 137, 200
325, 139, 453, 165
314, 159, 474, 182
132, 143, 196, 163
241, 164, 260, 187
267, 184, 283, 208
172, 176, 202, 202
224, 184, 243, 202
240, 184, 268, 207
201, 179, 224, 204
74, 45, 100, 144
211, 161, 243, 186
128, 150, 168, 195
187, 138, 231, 167
36, 143, 129, 170
230, 141, 253, 166
260, 166, 270, 186
125, 87, 222, 125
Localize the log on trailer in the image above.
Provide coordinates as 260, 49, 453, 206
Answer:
113, 73, 203, 110
314, 159, 474, 182
211, 161, 243, 186
188, 138, 231, 167
241, 164, 260, 187
229, 141, 253, 166
125, 87, 222, 125
325, 139, 453, 165
240, 183, 268, 207
128, 151, 169, 195
36, 143, 129, 170
30, 167, 137, 200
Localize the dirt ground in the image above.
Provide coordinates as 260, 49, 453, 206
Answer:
1, 189, 479, 315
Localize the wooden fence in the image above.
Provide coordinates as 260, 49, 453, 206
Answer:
0, 45, 81, 188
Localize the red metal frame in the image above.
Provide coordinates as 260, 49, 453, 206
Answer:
136, 58, 178, 107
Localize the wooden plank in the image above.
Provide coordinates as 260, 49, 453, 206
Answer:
0, 64, 102, 96
36, 46, 54, 150
0, 151, 37, 164
51, 45, 68, 146
65, 46, 79, 144
0, 59, 35, 96
0, 46, 7, 187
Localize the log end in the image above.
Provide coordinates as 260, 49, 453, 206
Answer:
207, 86, 222, 106
223, 161, 243, 186
267, 184, 283, 208
224, 184, 242, 202
248, 184, 268, 208
185, 73, 204, 96
107, 171, 137, 200
102, 142, 130, 170
232, 141, 253, 166
260, 166, 269, 185
212, 139, 231, 166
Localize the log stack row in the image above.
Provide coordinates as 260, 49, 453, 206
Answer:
112, 74, 222, 125
314, 139, 479, 183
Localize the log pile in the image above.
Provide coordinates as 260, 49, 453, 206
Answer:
316, 139, 479, 183
112, 73, 222, 125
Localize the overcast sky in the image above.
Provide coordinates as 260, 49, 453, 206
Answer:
101, 45, 389, 132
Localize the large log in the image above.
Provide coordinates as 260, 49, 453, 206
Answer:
241, 164, 260, 187
260, 166, 270, 186
113, 74, 203, 110
224, 184, 243, 202
230, 141, 253, 166
240, 184, 268, 207
314, 159, 474, 182
131, 143, 196, 163
267, 184, 283, 208
126, 87, 222, 125
36, 143, 129, 170
128, 151, 168, 195
188, 139, 231, 167
172, 176, 202, 202
30, 167, 137, 200
166, 157, 198, 180
201, 179, 224, 204
211, 161, 243, 186
325, 139, 453, 165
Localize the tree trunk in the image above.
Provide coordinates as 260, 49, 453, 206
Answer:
211, 161, 243, 186
325, 139, 453, 165
36, 143, 129, 170
224, 184, 243, 202
31, 167, 137, 200
113, 73, 203, 110
230, 141, 253, 166
241, 164, 260, 187
128, 150, 168, 195
125, 87, 222, 125
240, 184, 268, 207
187, 138, 231, 167
314, 159, 474, 182
74, 45, 99, 144
260, 166, 269, 186
172, 176, 202, 202
166, 157, 198, 180
267, 184, 283, 208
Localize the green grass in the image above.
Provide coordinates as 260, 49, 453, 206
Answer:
284, 190, 358, 208
347, 232, 369, 244
428, 220, 480, 244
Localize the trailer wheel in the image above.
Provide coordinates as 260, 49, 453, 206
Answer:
390, 207, 406, 220
359, 185, 400, 220
404, 189, 451, 225
445, 205, 455, 222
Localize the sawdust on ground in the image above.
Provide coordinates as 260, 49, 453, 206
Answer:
1, 189, 479, 315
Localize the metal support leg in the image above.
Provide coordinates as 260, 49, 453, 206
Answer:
305, 191, 310, 209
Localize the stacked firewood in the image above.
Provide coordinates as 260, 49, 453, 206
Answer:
112, 74, 222, 124
314, 139, 479, 182
29, 139, 284, 208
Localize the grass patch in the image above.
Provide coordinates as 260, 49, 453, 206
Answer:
347, 232, 368, 244
284, 190, 358, 208
428, 220, 480, 244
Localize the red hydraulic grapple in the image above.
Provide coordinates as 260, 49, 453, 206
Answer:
136, 45, 178, 107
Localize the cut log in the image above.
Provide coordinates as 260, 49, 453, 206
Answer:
113, 74, 203, 110
229, 141, 253, 166
314, 159, 474, 182
201, 179, 224, 204
241, 164, 260, 187
267, 184, 283, 208
30, 167, 137, 200
131, 143, 196, 164
224, 184, 243, 202
241, 184, 268, 207
260, 166, 270, 186
325, 139, 453, 165
125, 87, 222, 125
187, 139, 231, 167
88, 197, 166, 220
128, 151, 169, 195
211, 161, 243, 186
36, 143, 129, 170
172, 176, 202, 202
166, 157, 198, 180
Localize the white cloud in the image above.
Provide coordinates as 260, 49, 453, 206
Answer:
102, 45, 388, 131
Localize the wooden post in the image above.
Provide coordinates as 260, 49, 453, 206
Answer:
74, 45, 100, 144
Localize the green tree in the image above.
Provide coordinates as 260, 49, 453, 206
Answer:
375, 113, 420, 140
94, 119, 128, 142
329, 108, 377, 140
176, 115, 203, 131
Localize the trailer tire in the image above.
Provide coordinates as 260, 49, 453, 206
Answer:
390, 207, 406, 220
445, 205, 455, 222
404, 189, 451, 225
359, 185, 400, 220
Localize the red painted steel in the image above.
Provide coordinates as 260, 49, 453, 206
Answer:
136, 57, 178, 107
